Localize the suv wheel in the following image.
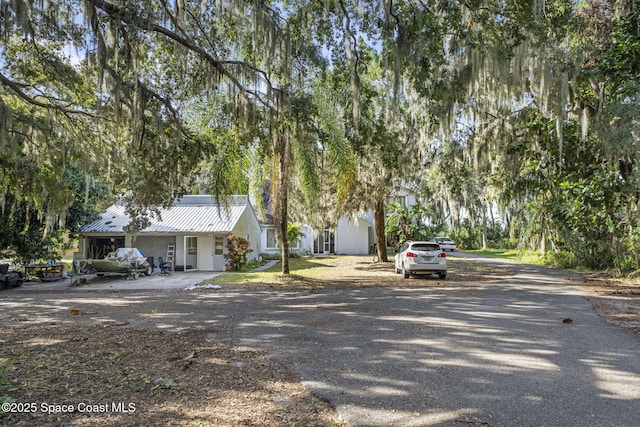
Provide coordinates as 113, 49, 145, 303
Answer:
402, 264, 410, 279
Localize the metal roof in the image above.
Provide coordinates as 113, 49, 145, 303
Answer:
79, 195, 249, 234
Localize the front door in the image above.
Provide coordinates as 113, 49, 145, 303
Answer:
314, 227, 334, 254
184, 236, 198, 271
323, 229, 331, 253
213, 235, 226, 271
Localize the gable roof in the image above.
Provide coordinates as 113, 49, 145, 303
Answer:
79, 195, 253, 234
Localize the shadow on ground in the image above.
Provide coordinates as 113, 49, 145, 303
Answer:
2, 264, 639, 426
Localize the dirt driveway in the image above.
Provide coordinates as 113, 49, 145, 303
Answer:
1, 257, 639, 426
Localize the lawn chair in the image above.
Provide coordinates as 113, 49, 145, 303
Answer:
158, 257, 172, 276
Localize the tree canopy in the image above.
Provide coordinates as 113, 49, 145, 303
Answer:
1, 0, 639, 272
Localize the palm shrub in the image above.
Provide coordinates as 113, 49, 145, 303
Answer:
286, 222, 306, 254
386, 203, 431, 246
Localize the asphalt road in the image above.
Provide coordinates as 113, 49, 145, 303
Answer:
1, 257, 639, 426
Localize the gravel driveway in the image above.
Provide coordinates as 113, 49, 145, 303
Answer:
2, 258, 639, 426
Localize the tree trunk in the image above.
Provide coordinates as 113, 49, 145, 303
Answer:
613, 235, 622, 276
629, 202, 640, 270
508, 207, 515, 240
276, 130, 291, 275
482, 204, 488, 250
374, 198, 388, 262
490, 202, 495, 229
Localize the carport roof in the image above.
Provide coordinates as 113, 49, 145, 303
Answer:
79, 195, 250, 234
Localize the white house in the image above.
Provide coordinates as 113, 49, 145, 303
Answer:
77, 195, 261, 272
258, 185, 420, 256
309, 214, 375, 255
312, 183, 419, 255
260, 222, 315, 256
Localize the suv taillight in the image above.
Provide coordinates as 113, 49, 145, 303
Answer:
438, 252, 446, 258
406, 252, 417, 257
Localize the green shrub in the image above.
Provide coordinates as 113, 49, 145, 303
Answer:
224, 235, 253, 271
259, 252, 281, 261
450, 220, 481, 250
544, 250, 578, 269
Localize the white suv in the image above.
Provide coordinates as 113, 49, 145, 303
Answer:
394, 241, 447, 279
435, 236, 457, 251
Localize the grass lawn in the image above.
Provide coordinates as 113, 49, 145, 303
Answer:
207, 255, 371, 285
465, 248, 545, 265
202, 254, 512, 287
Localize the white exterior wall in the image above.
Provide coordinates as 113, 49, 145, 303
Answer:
259, 224, 313, 256
299, 225, 314, 254
232, 207, 262, 260
252, 186, 421, 257
78, 198, 262, 272
174, 233, 226, 271
324, 186, 418, 255
81, 230, 251, 273
334, 216, 371, 255
388, 186, 418, 209
133, 235, 176, 269
260, 225, 278, 256
360, 210, 375, 224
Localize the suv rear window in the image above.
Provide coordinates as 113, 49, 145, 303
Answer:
411, 243, 440, 251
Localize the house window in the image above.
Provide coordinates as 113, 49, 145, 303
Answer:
214, 236, 224, 255
266, 228, 277, 249
388, 195, 407, 208
187, 237, 197, 255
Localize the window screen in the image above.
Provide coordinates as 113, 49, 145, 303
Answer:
214, 236, 224, 255
187, 237, 197, 255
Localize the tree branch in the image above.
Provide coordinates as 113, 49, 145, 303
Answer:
0, 71, 95, 117
101, 64, 192, 139
89, 0, 280, 110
